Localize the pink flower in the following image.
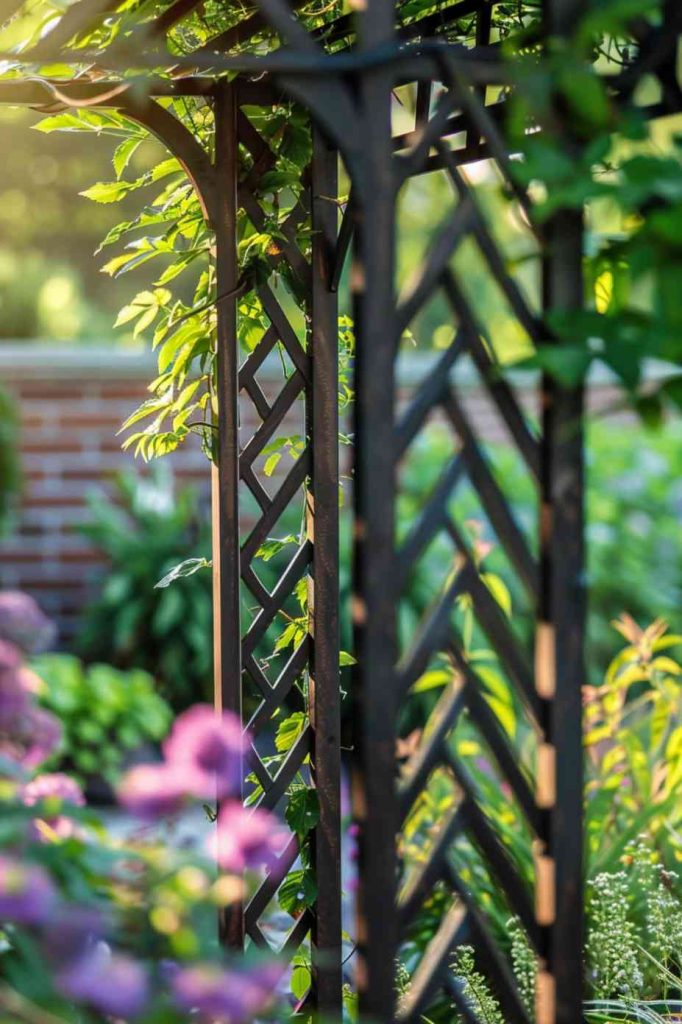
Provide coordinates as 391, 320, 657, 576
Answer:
23, 772, 84, 808
22, 773, 85, 841
171, 962, 283, 1022
57, 944, 148, 1019
209, 804, 287, 874
0, 856, 55, 924
117, 763, 187, 820
163, 705, 246, 800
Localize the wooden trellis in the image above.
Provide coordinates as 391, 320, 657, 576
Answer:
0, 1, 679, 1021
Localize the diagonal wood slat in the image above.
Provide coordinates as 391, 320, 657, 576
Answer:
398, 679, 467, 820
397, 902, 469, 1023
394, 333, 465, 458
441, 390, 538, 598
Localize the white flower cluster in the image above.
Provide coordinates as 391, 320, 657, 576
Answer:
586, 871, 644, 998
508, 916, 537, 1013
451, 945, 505, 1024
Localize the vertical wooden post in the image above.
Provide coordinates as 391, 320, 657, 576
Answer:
351, 3, 399, 1019
211, 81, 243, 946
536, 212, 585, 1024
537, 4, 586, 1017
309, 122, 342, 1018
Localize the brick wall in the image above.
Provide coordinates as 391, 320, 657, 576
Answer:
0, 344, 626, 645
0, 346, 210, 643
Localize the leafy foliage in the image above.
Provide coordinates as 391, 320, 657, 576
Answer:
0, 387, 21, 536
390, 420, 682, 686
506, 1, 682, 417
76, 466, 213, 710
33, 653, 173, 792
398, 615, 682, 1019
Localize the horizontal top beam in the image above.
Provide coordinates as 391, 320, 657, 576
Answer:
0, 76, 279, 104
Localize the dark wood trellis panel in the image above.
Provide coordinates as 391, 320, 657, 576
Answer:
211, 85, 342, 1011
1, 0, 680, 1021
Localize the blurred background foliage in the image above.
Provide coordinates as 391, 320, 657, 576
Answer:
0, 387, 21, 534
0, 106, 173, 341
33, 653, 172, 795
389, 418, 682, 691
75, 467, 213, 711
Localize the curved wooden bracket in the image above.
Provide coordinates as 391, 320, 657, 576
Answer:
115, 93, 217, 227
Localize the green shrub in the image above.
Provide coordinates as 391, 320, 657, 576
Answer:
32, 652, 172, 790
391, 418, 682, 684
399, 617, 682, 1018
76, 466, 213, 710
0, 386, 21, 536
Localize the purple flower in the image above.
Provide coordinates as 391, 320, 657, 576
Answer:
0, 856, 55, 924
0, 639, 21, 673
208, 804, 287, 874
0, 592, 56, 655
163, 705, 246, 800
117, 763, 187, 820
22, 773, 85, 841
0, 641, 30, 723
43, 906, 106, 967
17, 706, 62, 769
57, 944, 148, 1019
171, 962, 282, 1022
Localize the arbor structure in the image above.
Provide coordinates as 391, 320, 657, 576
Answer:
0, 1, 679, 1022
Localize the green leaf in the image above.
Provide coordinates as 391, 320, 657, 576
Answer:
411, 668, 451, 693
263, 452, 281, 477
255, 536, 297, 562
278, 868, 317, 916
481, 573, 512, 618
290, 954, 311, 1002
285, 787, 320, 838
275, 712, 307, 754
113, 137, 142, 179
155, 557, 211, 589
81, 180, 135, 204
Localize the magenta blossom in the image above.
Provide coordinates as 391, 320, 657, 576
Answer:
117, 763, 188, 820
0, 592, 56, 655
0, 856, 55, 924
208, 804, 287, 874
163, 705, 246, 800
22, 773, 85, 841
171, 962, 283, 1023
57, 944, 148, 1019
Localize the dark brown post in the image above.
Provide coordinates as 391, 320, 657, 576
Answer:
537, 4, 586, 1022
351, 1, 399, 1019
309, 122, 342, 1016
211, 80, 244, 946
